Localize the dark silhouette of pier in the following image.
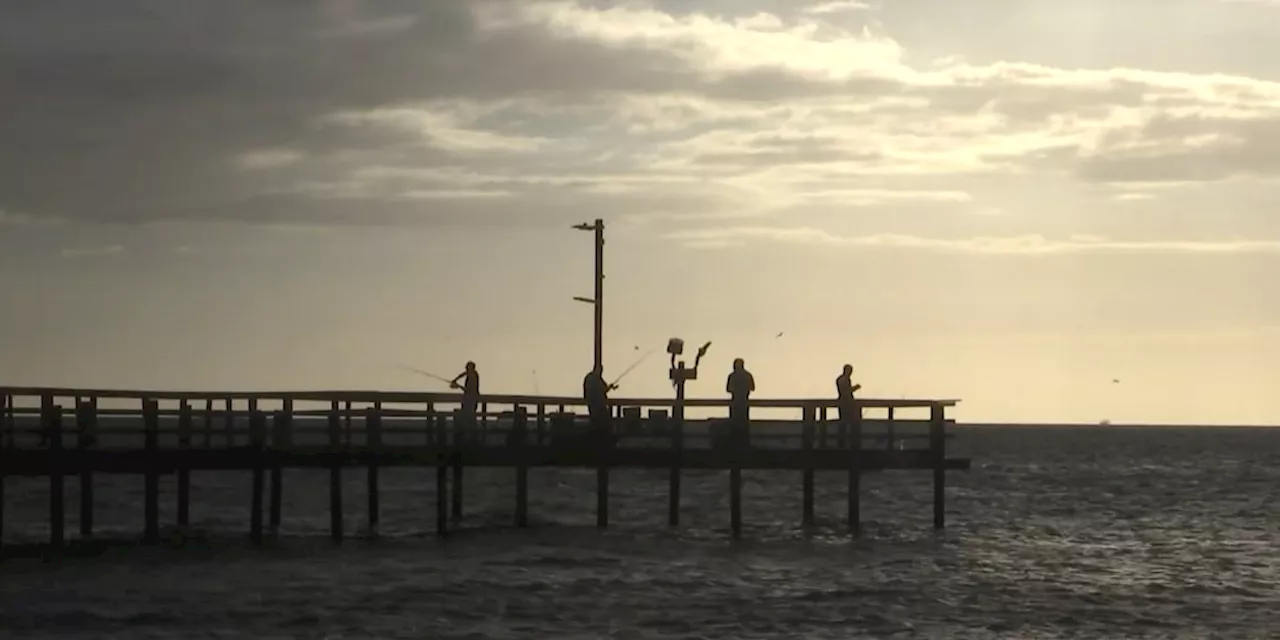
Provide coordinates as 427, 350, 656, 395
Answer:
0, 219, 970, 556
0, 386, 966, 555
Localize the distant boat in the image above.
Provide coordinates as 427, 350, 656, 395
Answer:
1099, 419, 1111, 426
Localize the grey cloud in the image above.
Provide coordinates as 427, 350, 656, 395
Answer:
7, 0, 1280, 232
1076, 113, 1280, 183
0, 0, 704, 226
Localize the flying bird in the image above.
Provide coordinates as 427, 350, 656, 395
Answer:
1112, 379, 1121, 384
775, 331, 784, 338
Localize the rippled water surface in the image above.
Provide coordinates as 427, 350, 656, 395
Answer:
2, 426, 1279, 639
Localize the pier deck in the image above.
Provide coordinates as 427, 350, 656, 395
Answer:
1, 387, 968, 551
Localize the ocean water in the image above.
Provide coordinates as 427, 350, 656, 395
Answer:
1, 425, 1278, 639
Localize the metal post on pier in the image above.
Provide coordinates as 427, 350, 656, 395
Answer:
667, 339, 710, 529
572, 218, 606, 373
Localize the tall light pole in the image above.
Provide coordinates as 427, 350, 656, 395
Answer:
572, 218, 605, 373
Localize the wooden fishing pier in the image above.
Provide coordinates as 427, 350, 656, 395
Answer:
0, 386, 968, 552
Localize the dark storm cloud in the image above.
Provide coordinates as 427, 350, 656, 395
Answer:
0, 0, 708, 226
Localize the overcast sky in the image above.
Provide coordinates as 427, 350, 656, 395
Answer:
4, 0, 1280, 424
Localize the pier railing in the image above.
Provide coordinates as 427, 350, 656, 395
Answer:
0, 387, 957, 450
0, 387, 964, 549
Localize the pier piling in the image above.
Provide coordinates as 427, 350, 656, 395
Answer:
327, 401, 343, 542
366, 405, 381, 534
178, 400, 192, 530
801, 405, 815, 528
142, 399, 159, 545
848, 404, 862, 534
269, 410, 286, 535
596, 414, 611, 529
451, 410, 463, 520
76, 398, 96, 540
249, 406, 265, 545
665, 409, 681, 527
435, 414, 448, 536
46, 398, 64, 552
931, 403, 946, 529
513, 406, 529, 527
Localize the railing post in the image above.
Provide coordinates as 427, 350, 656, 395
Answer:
224, 397, 235, 446
536, 403, 546, 446
203, 398, 214, 448
425, 402, 436, 447
1, 392, 11, 448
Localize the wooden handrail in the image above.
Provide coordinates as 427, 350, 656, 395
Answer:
0, 386, 959, 409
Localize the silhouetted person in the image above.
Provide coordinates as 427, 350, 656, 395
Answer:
583, 365, 617, 445
726, 358, 755, 445
451, 361, 480, 440
836, 363, 862, 431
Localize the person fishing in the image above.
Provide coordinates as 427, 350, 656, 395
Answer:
836, 363, 862, 439
583, 365, 617, 446
450, 361, 480, 439
725, 358, 755, 446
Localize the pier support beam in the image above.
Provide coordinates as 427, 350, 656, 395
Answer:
366, 405, 381, 535
667, 409, 682, 527
327, 401, 343, 542
249, 404, 265, 545
451, 409, 464, 521
269, 405, 292, 536
142, 399, 160, 545
931, 403, 947, 529
596, 413, 611, 529
848, 403, 861, 535
435, 414, 449, 536
801, 405, 815, 528
46, 398, 64, 553
177, 400, 192, 531
76, 398, 96, 540
729, 412, 744, 539
512, 407, 529, 527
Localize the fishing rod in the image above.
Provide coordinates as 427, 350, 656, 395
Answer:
395, 364, 456, 386
610, 347, 657, 388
